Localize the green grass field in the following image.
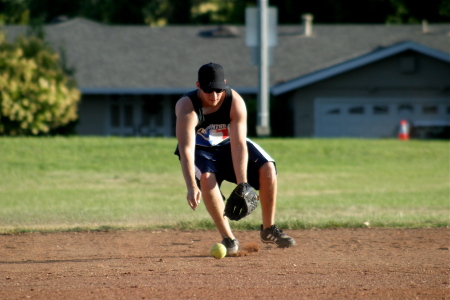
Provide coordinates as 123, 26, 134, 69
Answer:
0, 137, 448, 233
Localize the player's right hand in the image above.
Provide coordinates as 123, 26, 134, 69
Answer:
186, 188, 201, 211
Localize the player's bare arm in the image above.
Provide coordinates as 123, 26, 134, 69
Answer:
175, 96, 201, 210
229, 89, 248, 185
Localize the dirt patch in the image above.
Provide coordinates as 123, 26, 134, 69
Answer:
1, 228, 448, 299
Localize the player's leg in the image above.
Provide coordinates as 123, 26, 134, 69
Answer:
257, 163, 296, 247
200, 172, 239, 254
258, 162, 277, 229
246, 139, 296, 248
200, 172, 233, 238
245, 140, 276, 228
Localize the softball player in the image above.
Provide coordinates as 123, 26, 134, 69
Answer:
175, 63, 295, 255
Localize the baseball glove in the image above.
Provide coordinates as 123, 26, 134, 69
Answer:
224, 183, 259, 221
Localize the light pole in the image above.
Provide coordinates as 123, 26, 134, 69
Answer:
256, 0, 270, 137
246, 3, 277, 137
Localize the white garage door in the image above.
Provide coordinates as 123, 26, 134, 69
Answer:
314, 97, 450, 138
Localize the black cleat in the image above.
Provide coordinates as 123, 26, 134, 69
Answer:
260, 224, 296, 248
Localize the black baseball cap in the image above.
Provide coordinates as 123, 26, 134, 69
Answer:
198, 62, 226, 91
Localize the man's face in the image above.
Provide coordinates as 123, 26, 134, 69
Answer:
200, 89, 224, 106
197, 82, 225, 107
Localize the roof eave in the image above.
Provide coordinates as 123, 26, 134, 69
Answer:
271, 41, 450, 96
80, 87, 258, 95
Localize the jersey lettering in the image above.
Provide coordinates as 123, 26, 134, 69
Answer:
196, 124, 230, 146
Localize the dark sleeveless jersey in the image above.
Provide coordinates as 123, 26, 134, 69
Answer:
184, 87, 233, 147
174, 87, 275, 186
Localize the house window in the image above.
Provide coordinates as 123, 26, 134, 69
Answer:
111, 105, 120, 127
141, 107, 150, 126
124, 105, 134, 127
349, 106, 364, 114
373, 105, 389, 115
327, 108, 340, 115
398, 104, 414, 113
422, 106, 438, 115
156, 110, 164, 126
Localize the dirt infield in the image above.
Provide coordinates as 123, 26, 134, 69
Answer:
1, 228, 448, 299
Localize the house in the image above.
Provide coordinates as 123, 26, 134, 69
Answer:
3, 18, 450, 138
273, 41, 450, 138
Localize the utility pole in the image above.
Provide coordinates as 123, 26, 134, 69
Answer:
246, 3, 277, 136
256, 0, 270, 137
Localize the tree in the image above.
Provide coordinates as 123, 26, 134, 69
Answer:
0, 0, 30, 25
0, 31, 80, 135
386, 0, 450, 24
1, 0, 448, 26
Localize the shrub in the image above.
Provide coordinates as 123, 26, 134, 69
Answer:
0, 31, 80, 135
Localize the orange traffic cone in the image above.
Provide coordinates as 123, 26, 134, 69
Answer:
398, 119, 410, 140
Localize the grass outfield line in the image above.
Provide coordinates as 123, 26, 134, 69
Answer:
0, 137, 448, 234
